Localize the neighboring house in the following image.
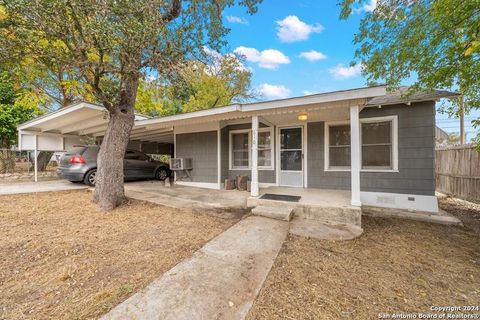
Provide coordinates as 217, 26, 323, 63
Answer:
17, 86, 456, 214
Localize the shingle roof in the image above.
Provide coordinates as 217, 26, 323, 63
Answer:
366, 87, 458, 106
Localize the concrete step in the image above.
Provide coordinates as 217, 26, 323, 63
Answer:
251, 205, 294, 221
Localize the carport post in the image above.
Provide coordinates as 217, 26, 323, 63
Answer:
251, 116, 259, 197
34, 135, 38, 182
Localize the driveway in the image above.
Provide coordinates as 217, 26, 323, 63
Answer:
0, 180, 88, 195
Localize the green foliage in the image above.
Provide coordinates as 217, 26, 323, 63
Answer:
0, 0, 262, 112
136, 51, 253, 116
340, 0, 480, 145
0, 71, 37, 148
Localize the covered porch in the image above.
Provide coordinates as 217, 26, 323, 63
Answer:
133, 86, 387, 210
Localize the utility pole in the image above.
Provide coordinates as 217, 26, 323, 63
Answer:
459, 86, 465, 144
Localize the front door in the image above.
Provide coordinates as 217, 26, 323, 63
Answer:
279, 127, 303, 187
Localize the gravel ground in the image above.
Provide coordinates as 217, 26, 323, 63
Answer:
0, 190, 237, 319
247, 199, 480, 320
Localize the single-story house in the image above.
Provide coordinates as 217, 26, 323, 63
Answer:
17, 85, 456, 215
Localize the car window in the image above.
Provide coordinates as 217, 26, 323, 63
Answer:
124, 150, 149, 161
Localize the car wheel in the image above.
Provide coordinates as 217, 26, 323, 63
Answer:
84, 169, 97, 187
155, 167, 169, 181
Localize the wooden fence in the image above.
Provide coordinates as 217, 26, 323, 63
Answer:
436, 144, 480, 203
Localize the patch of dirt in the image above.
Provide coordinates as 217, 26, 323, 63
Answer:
0, 190, 237, 320
247, 213, 480, 319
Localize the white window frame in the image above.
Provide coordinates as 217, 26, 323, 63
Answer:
229, 129, 251, 170
229, 127, 274, 170
257, 127, 274, 170
324, 116, 398, 172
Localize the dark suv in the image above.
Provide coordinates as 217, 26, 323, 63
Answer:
57, 145, 170, 186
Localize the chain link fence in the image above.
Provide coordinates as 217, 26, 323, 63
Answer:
0, 149, 59, 181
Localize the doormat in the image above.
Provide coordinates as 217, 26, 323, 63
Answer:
260, 193, 301, 202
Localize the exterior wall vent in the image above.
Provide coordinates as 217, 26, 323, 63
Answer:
376, 195, 395, 205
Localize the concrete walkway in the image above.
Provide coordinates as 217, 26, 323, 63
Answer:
0, 180, 88, 195
102, 216, 289, 320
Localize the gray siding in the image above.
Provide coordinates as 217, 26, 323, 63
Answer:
221, 123, 276, 184
307, 101, 435, 195
175, 131, 218, 183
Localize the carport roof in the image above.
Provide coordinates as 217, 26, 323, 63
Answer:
17, 101, 150, 136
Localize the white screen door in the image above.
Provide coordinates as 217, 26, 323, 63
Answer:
279, 127, 303, 187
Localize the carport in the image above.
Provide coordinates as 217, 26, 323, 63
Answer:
17, 101, 174, 181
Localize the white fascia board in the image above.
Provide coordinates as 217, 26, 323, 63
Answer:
240, 86, 387, 112
135, 104, 241, 127
17, 102, 105, 130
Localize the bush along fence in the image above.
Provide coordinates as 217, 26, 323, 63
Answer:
435, 144, 480, 203
0, 149, 58, 181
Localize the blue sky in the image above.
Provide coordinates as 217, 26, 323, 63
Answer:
220, 0, 479, 140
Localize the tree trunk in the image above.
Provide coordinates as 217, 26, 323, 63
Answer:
36, 151, 54, 171
92, 76, 138, 211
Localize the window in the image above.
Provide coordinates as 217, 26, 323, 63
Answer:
362, 120, 392, 169
231, 131, 250, 169
258, 129, 273, 169
229, 128, 274, 170
325, 116, 397, 171
327, 124, 351, 169
124, 150, 149, 161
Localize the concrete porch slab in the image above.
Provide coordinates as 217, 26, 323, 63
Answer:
124, 181, 250, 217
248, 187, 362, 226
101, 216, 289, 320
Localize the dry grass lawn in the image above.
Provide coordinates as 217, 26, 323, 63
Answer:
0, 190, 237, 319
247, 198, 480, 320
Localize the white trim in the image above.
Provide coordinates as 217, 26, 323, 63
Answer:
173, 127, 176, 183
324, 116, 399, 172
175, 181, 221, 190
217, 125, 221, 189
304, 122, 308, 188
135, 87, 387, 128
17, 102, 105, 130
257, 127, 274, 170
360, 191, 439, 213
360, 115, 398, 171
251, 116, 259, 197
229, 129, 251, 170
34, 135, 38, 182
350, 106, 361, 206
324, 120, 350, 172
277, 125, 305, 187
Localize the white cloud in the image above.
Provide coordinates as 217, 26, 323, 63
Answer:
276, 15, 324, 43
329, 64, 362, 79
234, 46, 290, 70
303, 90, 314, 96
354, 0, 377, 13
299, 50, 327, 61
226, 15, 248, 25
257, 84, 291, 99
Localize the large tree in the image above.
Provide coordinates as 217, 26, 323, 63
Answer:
339, 0, 480, 144
1, 0, 261, 210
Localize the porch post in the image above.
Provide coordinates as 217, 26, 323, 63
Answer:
350, 105, 361, 206
251, 115, 259, 197
34, 134, 38, 183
